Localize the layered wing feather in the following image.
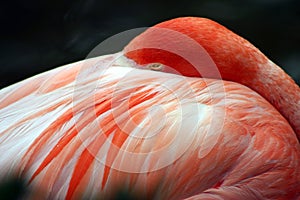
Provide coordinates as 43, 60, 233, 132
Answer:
0, 53, 299, 199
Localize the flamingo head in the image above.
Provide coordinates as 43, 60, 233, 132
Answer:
124, 17, 266, 81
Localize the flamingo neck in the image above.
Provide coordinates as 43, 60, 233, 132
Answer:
212, 34, 300, 141
236, 57, 300, 141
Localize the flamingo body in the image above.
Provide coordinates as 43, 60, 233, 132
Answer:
0, 17, 300, 199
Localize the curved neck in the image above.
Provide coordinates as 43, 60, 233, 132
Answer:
196, 19, 300, 141
212, 28, 300, 140
252, 63, 300, 140
220, 47, 300, 141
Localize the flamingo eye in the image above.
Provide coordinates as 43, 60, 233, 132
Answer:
147, 63, 164, 71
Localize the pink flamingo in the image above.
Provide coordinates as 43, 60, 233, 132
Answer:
0, 17, 299, 199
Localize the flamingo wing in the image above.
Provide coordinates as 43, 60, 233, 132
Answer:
0, 53, 299, 199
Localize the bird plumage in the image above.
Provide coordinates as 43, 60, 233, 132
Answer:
0, 17, 299, 199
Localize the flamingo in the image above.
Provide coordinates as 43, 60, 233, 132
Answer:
0, 17, 299, 199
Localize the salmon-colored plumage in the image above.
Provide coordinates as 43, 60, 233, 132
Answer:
0, 17, 299, 199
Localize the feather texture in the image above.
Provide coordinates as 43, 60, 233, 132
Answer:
0, 53, 299, 199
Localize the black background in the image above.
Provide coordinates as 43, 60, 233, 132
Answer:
1, 0, 300, 89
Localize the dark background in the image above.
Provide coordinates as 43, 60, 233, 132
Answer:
1, 0, 300, 89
